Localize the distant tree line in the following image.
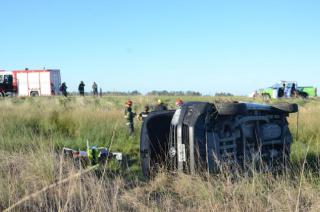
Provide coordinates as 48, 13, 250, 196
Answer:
103, 90, 141, 96
215, 92, 234, 97
146, 90, 202, 96
67, 90, 141, 96
103, 90, 202, 96
68, 90, 203, 96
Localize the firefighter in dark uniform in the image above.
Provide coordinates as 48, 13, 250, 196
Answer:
124, 100, 133, 116
291, 83, 297, 97
154, 99, 167, 111
78, 81, 85, 96
125, 106, 135, 135
124, 100, 135, 135
51, 83, 55, 95
138, 105, 150, 122
60, 82, 68, 97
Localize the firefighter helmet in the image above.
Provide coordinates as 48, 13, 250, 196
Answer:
176, 99, 183, 107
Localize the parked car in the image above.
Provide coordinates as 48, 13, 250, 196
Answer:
140, 101, 298, 178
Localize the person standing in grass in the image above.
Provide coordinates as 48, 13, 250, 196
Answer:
59, 82, 68, 97
51, 83, 55, 95
154, 99, 167, 111
138, 105, 150, 122
124, 99, 133, 116
125, 107, 136, 135
92, 82, 98, 96
78, 81, 85, 96
124, 100, 135, 135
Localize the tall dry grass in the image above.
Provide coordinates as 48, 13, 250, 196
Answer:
0, 96, 319, 211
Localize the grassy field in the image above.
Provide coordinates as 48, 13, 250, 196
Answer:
0, 96, 320, 211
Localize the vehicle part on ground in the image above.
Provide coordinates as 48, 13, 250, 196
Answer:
63, 144, 122, 167
140, 101, 298, 178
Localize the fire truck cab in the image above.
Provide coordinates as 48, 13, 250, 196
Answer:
0, 72, 15, 96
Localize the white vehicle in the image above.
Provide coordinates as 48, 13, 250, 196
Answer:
0, 69, 61, 96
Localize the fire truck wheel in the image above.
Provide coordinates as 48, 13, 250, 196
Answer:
30, 91, 39, 97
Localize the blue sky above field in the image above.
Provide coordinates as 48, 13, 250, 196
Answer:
1, 0, 319, 95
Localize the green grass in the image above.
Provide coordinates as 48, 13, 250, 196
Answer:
0, 96, 320, 211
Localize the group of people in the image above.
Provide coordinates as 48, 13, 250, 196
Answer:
58, 81, 99, 97
124, 98, 184, 135
78, 81, 99, 96
278, 83, 297, 98
57, 82, 185, 136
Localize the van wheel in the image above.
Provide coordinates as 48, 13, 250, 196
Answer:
262, 93, 271, 100
298, 92, 308, 99
215, 103, 247, 115
30, 91, 39, 97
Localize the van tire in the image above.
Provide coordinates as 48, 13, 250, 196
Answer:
262, 93, 271, 100
216, 103, 248, 115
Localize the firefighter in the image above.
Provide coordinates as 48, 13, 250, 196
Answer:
278, 84, 285, 98
51, 83, 55, 95
124, 99, 133, 116
138, 105, 150, 122
125, 106, 136, 135
78, 81, 85, 96
59, 82, 68, 97
92, 82, 98, 96
175, 99, 184, 108
154, 99, 167, 111
291, 83, 297, 97
124, 99, 135, 135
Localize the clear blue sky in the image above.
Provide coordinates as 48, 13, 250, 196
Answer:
1, 0, 319, 95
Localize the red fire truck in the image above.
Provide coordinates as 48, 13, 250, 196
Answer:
0, 69, 61, 97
